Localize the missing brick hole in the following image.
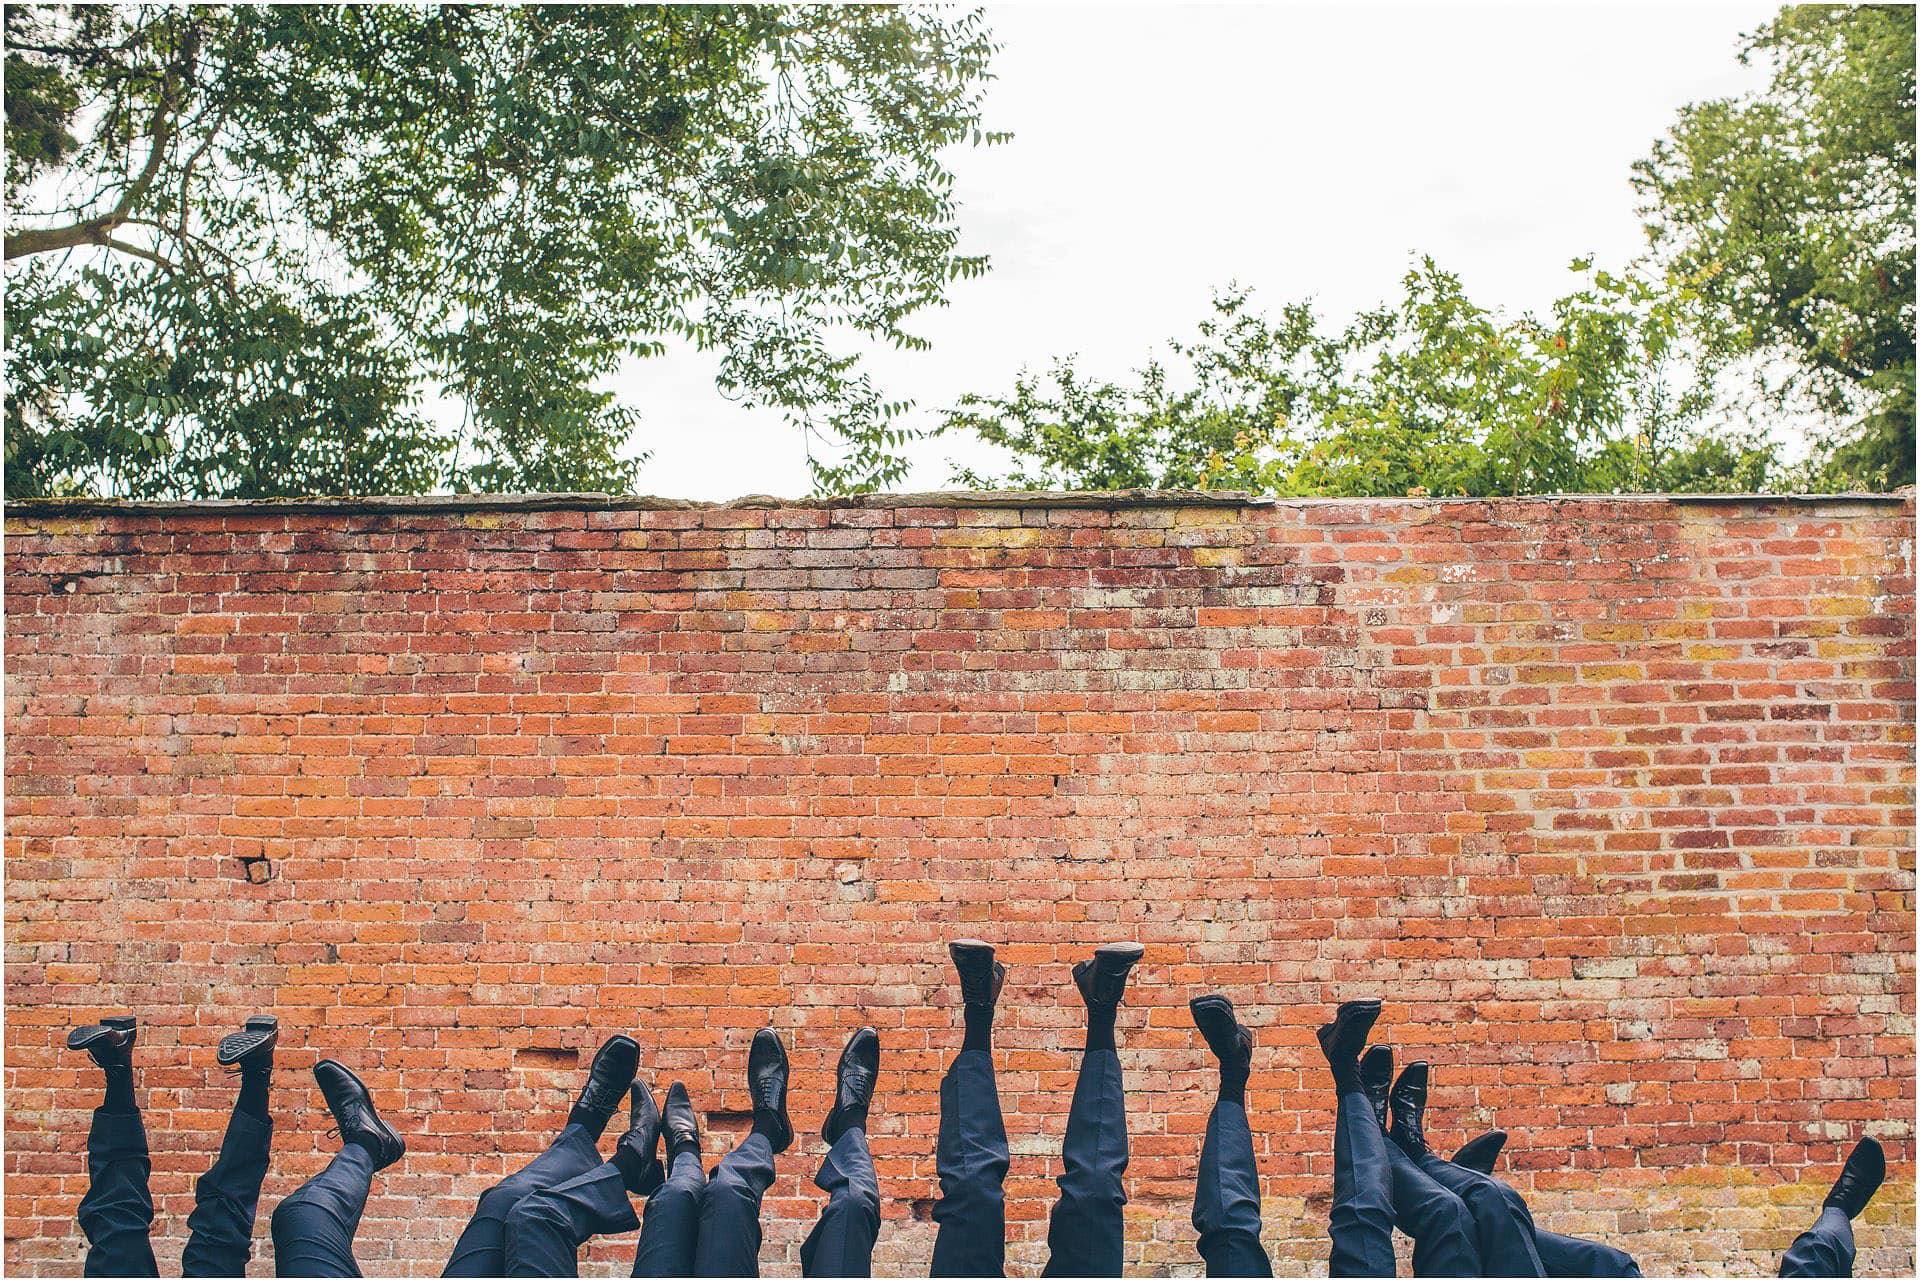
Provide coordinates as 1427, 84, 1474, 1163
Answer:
706, 1108, 754, 1130
516, 1046, 578, 1069
237, 856, 272, 883
908, 1198, 934, 1223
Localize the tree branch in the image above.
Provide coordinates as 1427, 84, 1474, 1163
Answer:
4, 29, 190, 261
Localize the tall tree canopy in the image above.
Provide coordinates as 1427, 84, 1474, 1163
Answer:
945, 260, 1772, 499
4, 4, 1000, 499
1633, 3, 1915, 488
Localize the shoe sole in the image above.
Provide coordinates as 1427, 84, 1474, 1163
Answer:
67, 1025, 130, 1052
217, 1027, 278, 1066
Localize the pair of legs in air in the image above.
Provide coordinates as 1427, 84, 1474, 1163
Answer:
1318, 998, 1641, 1279
69, 1014, 280, 1278
453, 1023, 883, 1278
930, 939, 1148, 1278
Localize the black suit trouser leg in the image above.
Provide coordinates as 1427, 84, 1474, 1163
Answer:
183, 1107, 274, 1278
81, 1107, 159, 1278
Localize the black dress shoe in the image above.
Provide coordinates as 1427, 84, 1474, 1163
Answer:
574, 1034, 642, 1124
314, 1060, 405, 1169
1453, 1129, 1507, 1174
615, 1079, 665, 1195
663, 1081, 700, 1160
1824, 1136, 1885, 1219
1388, 1061, 1430, 1160
217, 1015, 279, 1070
68, 1016, 137, 1067
1072, 942, 1145, 1007
950, 939, 1005, 1007
1189, 995, 1253, 1067
747, 1027, 793, 1153
1316, 1000, 1381, 1092
1360, 1046, 1393, 1131
822, 1026, 880, 1144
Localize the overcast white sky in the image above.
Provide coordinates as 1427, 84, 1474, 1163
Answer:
620, 1, 1781, 501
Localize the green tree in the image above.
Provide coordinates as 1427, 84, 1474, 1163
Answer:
3, 4, 1001, 499
945, 259, 1773, 498
1633, 4, 1915, 488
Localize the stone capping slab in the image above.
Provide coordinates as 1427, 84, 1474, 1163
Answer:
4, 487, 1913, 519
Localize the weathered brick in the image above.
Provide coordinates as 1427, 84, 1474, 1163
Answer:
3, 492, 1913, 1277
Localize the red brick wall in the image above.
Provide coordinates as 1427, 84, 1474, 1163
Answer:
5, 492, 1914, 1277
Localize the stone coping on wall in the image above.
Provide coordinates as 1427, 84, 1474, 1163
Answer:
5, 486, 1913, 519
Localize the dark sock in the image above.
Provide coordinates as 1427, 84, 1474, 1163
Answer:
1085, 1001, 1117, 1052
611, 1144, 653, 1195
1218, 1060, 1248, 1106
567, 1104, 611, 1139
962, 1003, 994, 1054
101, 1063, 136, 1113
236, 1065, 272, 1121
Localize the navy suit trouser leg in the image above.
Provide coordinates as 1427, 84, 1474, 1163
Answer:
633, 1150, 706, 1278
81, 1107, 159, 1278
1414, 1155, 1545, 1278
502, 1162, 638, 1278
445, 1121, 605, 1276
1193, 1100, 1271, 1277
1533, 1227, 1641, 1278
1042, 1047, 1129, 1278
271, 1143, 379, 1278
183, 1107, 274, 1278
1779, 1207, 1855, 1278
800, 1128, 880, 1278
1383, 1140, 1478, 1277
694, 1131, 776, 1277
930, 1050, 1008, 1278
1329, 1092, 1395, 1278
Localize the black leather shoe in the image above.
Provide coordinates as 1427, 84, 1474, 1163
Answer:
1360, 1045, 1393, 1131
1824, 1136, 1885, 1219
1453, 1129, 1506, 1174
950, 939, 1005, 1007
217, 1015, 279, 1070
574, 1034, 642, 1124
1189, 995, 1252, 1066
615, 1079, 665, 1195
314, 1060, 405, 1169
1072, 942, 1144, 1007
1316, 1000, 1381, 1093
663, 1080, 700, 1160
1388, 1060, 1430, 1160
822, 1026, 880, 1144
747, 1027, 792, 1153
68, 1016, 137, 1068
